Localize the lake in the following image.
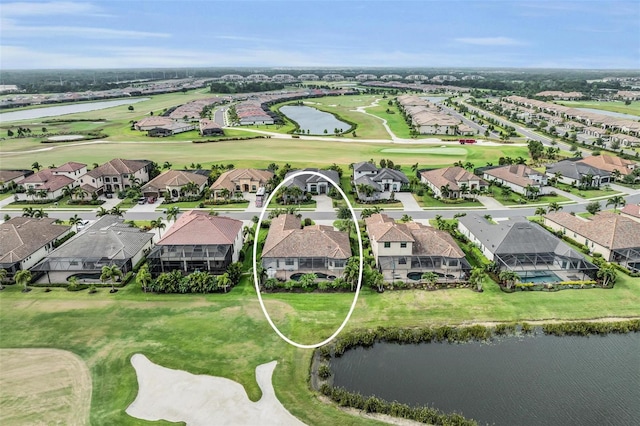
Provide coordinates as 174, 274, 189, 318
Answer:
575, 107, 640, 120
0, 98, 150, 122
330, 333, 640, 426
280, 105, 350, 135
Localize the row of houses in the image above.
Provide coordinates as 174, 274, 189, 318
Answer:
397, 95, 474, 135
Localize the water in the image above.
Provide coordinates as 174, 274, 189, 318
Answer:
330, 333, 640, 426
575, 107, 640, 120
0, 98, 150, 122
517, 271, 562, 283
280, 105, 350, 135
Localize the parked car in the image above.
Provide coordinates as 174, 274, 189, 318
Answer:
147, 196, 157, 204
137, 197, 146, 205
105, 193, 113, 199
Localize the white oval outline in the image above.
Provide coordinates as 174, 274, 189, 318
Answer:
252, 170, 364, 349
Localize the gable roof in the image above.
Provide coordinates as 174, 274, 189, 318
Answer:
262, 214, 351, 259
0, 170, 28, 182
545, 211, 640, 250
87, 158, 148, 178
483, 164, 542, 188
17, 169, 74, 192
578, 155, 636, 175
546, 159, 610, 180
158, 210, 242, 246
0, 218, 70, 264
53, 162, 86, 173
621, 204, 640, 220
420, 167, 483, 191
43, 216, 153, 261
365, 213, 414, 242
211, 168, 274, 191
353, 161, 378, 173
142, 170, 208, 192
284, 168, 340, 190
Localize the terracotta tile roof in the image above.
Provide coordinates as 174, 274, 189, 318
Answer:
545, 211, 640, 250
420, 167, 483, 191
365, 213, 414, 242
621, 204, 640, 219
578, 155, 636, 175
262, 214, 351, 259
18, 169, 74, 192
53, 162, 86, 172
87, 158, 148, 178
483, 165, 542, 188
158, 210, 242, 246
0, 170, 27, 182
142, 170, 208, 192
0, 217, 70, 264
19, 169, 54, 184
211, 169, 274, 192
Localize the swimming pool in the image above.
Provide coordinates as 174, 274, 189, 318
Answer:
517, 271, 562, 284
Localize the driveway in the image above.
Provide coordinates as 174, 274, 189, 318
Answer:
127, 197, 164, 213
314, 195, 334, 212
477, 196, 504, 210
394, 192, 422, 212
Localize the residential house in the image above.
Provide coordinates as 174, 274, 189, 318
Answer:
365, 213, 468, 282
420, 167, 487, 199
284, 168, 340, 195
51, 162, 87, 179
78, 158, 150, 194
210, 168, 274, 199
610, 133, 640, 147
545, 159, 611, 187
482, 164, 548, 196
199, 119, 224, 136
261, 214, 351, 281
577, 154, 637, 177
146, 210, 243, 276
0, 170, 31, 190
31, 215, 154, 283
141, 170, 208, 201
544, 212, 640, 272
0, 217, 72, 276
352, 162, 408, 200
17, 168, 76, 200
458, 214, 597, 282
620, 204, 640, 223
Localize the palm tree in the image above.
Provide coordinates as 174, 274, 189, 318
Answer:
181, 181, 200, 197
219, 188, 231, 201
136, 263, 152, 293
0, 268, 7, 290
468, 267, 487, 291
36, 190, 48, 201
411, 162, 419, 174
217, 272, 232, 293
343, 257, 360, 291
31, 162, 42, 171
151, 218, 166, 239
547, 202, 563, 212
101, 265, 123, 293
440, 184, 451, 198
69, 214, 83, 232
109, 206, 124, 217
61, 185, 74, 199
460, 183, 469, 199
498, 270, 520, 290
14, 269, 32, 292
610, 169, 621, 182
33, 208, 48, 218
26, 187, 36, 201
166, 206, 180, 223
596, 263, 617, 287
464, 162, 475, 171
162, 161, 172, 170
73, 186, 88, 201
22, 207, 35, 218
535, 207, 547, 217
606, 195, 626, 212
421, 271, 438, 287
96, 207, 109, 217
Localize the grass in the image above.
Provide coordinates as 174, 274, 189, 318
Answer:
414, 193, 483, 208
1, 267, 638, 425
485, 185, 572, 206
554, 182, 621, 199
555, 100, 640, 116
3, 196, 102, 210
337, 176, 404, 209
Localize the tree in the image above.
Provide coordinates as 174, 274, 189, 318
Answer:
421, 271, 438, 287
299, 273, 317, 289
586, 201, 601, 215
162, 161, 172, 170
33, 208, 48, 218
0, 268, 7, 290
15, 269, 32, 292
109, 206, 124, 217
31, 162, 42, 171
547, 202, 563, 212
400, 214, 412, 223
440, 184, 451, 198
468, 267, 487, 292
69, 214, 83, 232
151, 218, 166, 238
62, 185, 74, 199
356, 184, 376, 200
96, 207, 109, 217
217, 272, 232, 293
26, 187, 36, 201
527, 140, 544, 161
535, 207, 547, 217
128, 105, 134, 111
369, 270, 386, 292
411, 162, 419, 173
337, 206, 351, 220
166, 206, 180, 223
606, 195, 626, 212
136, 263, 152, 293
343, 257, 360, 291
596, 263, 617, 287
611, 169, 621, 182
73, 186, 88, 201
22, 207, 35, 218
101, 265, 123, 293
498, 270, 520, 290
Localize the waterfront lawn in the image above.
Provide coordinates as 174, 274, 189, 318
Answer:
486, 185, 572, 206
554, 182, 620, 199
414, 193, 483, 208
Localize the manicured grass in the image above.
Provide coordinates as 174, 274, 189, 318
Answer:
414, 193, 483, 208
3, 196, 102, 210
338, 176, 404, 209
1, 267, 638, 425
485, 185, 572, 206
555, 100, 640, 117
554, 182, 621, 199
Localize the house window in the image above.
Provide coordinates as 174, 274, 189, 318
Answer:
384, 242, 391, 248
123, 174, 128, 179
285, 259, 295, 266
252, 185, 257, 191
400, 242, 407, 248
236, 185, 241, 191
105, 177, 110, 182
113, 177, 119, 182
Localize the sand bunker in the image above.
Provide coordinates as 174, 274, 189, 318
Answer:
47, 135, 85, 141
126, 354, 305, 426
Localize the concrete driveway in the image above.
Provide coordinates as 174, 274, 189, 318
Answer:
314, 195, 334, 212
127, 197, 164, 213
394, 192, 422, 212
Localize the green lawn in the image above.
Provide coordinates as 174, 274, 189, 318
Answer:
555, 100, 640, 116
337, 176, 404, 209
486, 185, 572, 206
554, 182, 621, 199
3, 196, 102, 210
1, 267, 638, 425
414, 193, 484, 208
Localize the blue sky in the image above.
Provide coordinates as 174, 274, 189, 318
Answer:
1, 0, 639, 69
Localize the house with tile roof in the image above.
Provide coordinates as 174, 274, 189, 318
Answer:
577, 154, 637, 177
261, 214, 351, 281
210, 168, 274, 199
365, 213, 468, 282
31, 215, 153, 283
482, 164, 548, 196
146, 210, 243, 276
420, 167, 487, 199
620, 204, 640, 223
78, 158, 150, 194
141, 170, 208, 201
17, 169, 76, 200
544, 212, 640, 272
0, 217, 72, 276
0, 170, 31, 190
458, 214, 597, 283
352, 162, 408, 201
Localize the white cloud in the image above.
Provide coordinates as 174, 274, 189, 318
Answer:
1, 19, 169, 39
0, 1, 106, 17
454, 37, 526, 46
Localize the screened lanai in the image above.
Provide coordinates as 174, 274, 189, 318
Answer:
146, 244, 233, 275
377, 255, 471, 282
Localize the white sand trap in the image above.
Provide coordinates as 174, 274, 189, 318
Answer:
47, 135, 85, 141
381, 147, 467, 155
126, 354, 305, 426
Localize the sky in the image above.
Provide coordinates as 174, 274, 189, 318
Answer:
1, 0, 639, 70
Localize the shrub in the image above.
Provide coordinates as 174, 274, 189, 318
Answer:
318, 364, 332, 379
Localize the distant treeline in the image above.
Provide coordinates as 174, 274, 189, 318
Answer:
209, 81, 285, 93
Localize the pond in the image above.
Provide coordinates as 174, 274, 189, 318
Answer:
279, 105, 350, 135
0, 98, 150, 122
330, 333, 640, 426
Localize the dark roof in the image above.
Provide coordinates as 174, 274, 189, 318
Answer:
284, 168, 340, 190
353, 161, 378, 172
0, 218, 70, 264
87, 159, 148, 178
546, 159, 610, 180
